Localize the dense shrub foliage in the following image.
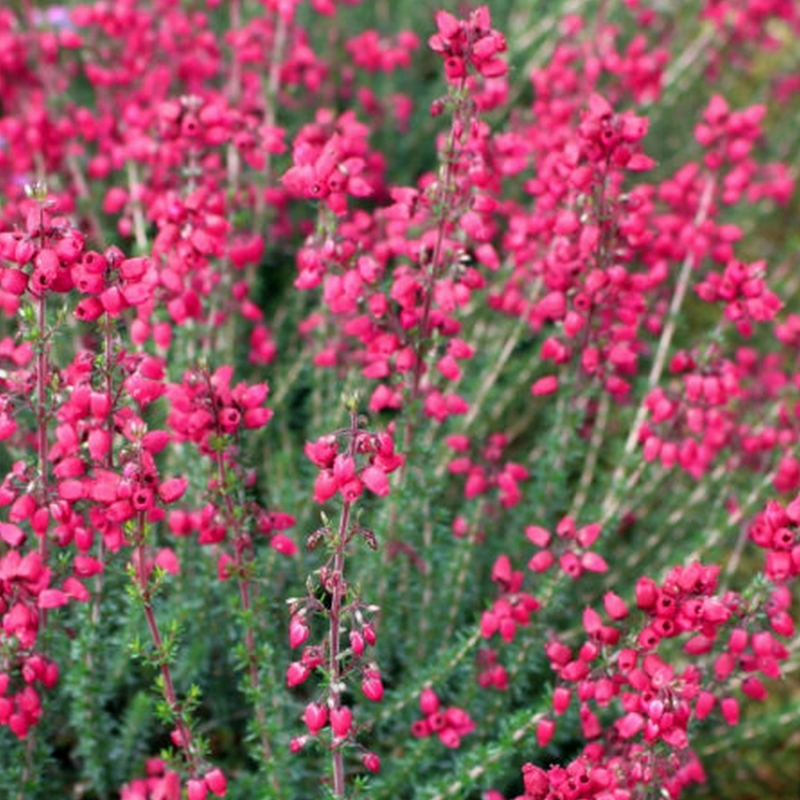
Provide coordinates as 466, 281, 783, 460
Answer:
0, 1, 798, 798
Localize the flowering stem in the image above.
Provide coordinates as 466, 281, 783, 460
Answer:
133, 511, 199, 778
626, 175, 718, 454
459, 306, 534, 436
35, 291, 49, 564
232, 556, 279, 783
568, 391, 610, 519
408, 78, 469, 430
601, 175, 717, 522
202, 371, 279, 788
390, 80, 471, 558
327, 410, 359, 797
252, 7, 288, 230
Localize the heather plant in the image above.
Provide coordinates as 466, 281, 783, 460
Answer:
0, 2, 798, 800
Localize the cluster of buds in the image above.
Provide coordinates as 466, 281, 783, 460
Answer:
636, 347, 788, 479
305, 421, 403, 504
446, 432, 529, 509
165, 365, 273, 455
526, 517, 608, 579
428, 6, 508, 82
577, 93, 653, 171
285, 620, 382, 700
695, 95, 764, 170
480, 554, 539, 644
633, 562, 730, 651
517, 555, 796, 800
186, 767, 227, 800
410, 688, 475, 748
119, 759, 226, 800
0, 186, 157, 323
693, 94, 792, 205
345, 28, 420, 73
164, 364, 296, 578
0, 186, 85, 307
518, 758, 624, 800
476, 647, 509, 690
748, 499, 800, 584
694, 258, 782, 337
281, 110, 379, 214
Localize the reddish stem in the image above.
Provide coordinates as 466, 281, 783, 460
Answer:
35, 292, 49, 564
133, 511, 199, 778
396, 79, 472, 483
328, 410, 359, 796
409, 78, 469, 412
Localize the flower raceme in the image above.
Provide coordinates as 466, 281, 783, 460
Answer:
0, 2, 799, 799
287, 407, 398, 788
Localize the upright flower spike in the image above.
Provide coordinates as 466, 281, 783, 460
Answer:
287, 403, 398, 794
